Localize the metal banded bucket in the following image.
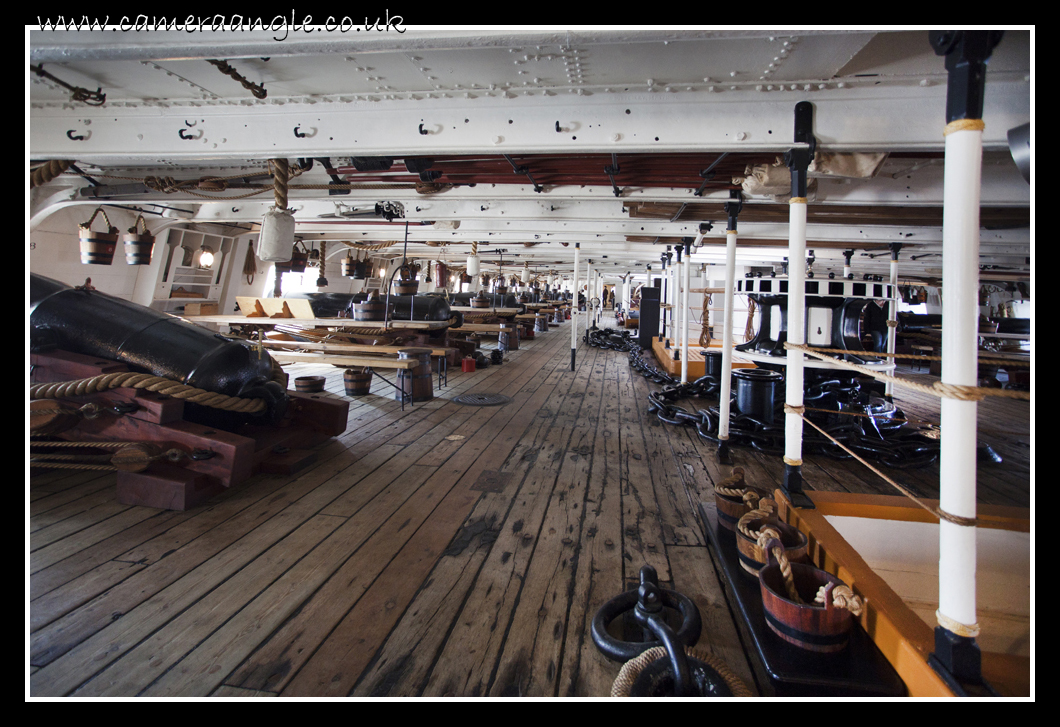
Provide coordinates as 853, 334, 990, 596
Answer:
471, 294, 490, 309
343, 368, 373, 396
396, 348, 434, 402
78, 208, 119, 265
759, 549, 854, 653
714, 487, 770, 532
393, 281, 419, 295
353, 293, 387, 321
735, 517, 808, 577
498, 325, 519, 352
733, 368, 783, 425
123, 215, 155, 265
294, 375, 326, 393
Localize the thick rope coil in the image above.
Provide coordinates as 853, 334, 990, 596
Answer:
816, 584, 863, 617
30, 372, 268, 414
611, 646, 753, 697
31, 159, 74, 188
270, 158, 289, 210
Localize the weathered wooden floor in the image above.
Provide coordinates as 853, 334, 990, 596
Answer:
28, 317, 1031, 698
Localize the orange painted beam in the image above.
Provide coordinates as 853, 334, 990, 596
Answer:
774, 490, 1031, 697
806, 490, 1030, 533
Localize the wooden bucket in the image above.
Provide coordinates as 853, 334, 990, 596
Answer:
712, 481, 771, 532
353, 293, 387, 321
471, 294, 490, 309
396, 348, 434, 402
78, 208, 119, 265
343, 368, 373, 396
393, 281, 419, 295
498, 324, 519, 351
294, 375, 326, 393
735, 516, 808, 577
759, 545, 854, 653
123, 215, 155, 265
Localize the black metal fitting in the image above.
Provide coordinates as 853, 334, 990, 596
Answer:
724, 189, 743, 231
930, 30, 1004, 123
928, 626, 999, 696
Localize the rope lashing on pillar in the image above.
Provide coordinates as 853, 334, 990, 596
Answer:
944, 119, 986, 136
783, 402, 979, 527
30, 160, 74, 188
30, 372, 270, 415
936, 608, 980, 638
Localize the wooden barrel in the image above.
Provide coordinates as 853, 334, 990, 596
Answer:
735, 517, 808, 577
353, 296, 387, 321
759, 553, 853, 653
498, 324, 519, 351
343, 368, 373, 396
396, 348, 434, 402
294, 375, 326, 393
79, 228, 118, 265
714, 486, 769, 532
123, 233, 155, 265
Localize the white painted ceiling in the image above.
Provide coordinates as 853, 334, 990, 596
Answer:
29, 27, 1033, 282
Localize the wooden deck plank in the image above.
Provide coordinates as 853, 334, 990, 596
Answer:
349, 356, 576, 697
556, 353, 630, 697
229, 328, 572, 695
484, 347, 605, 697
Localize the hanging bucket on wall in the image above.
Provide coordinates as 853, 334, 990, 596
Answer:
78, 207, 119, 265
123, 214, 155, 265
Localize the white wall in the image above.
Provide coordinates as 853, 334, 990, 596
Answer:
29, 205, 158, 300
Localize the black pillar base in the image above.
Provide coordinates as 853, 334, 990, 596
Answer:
781, 463, 815, 509
717, 439, 733, 465
570, 348, 576, 372
928, 627, 999, 697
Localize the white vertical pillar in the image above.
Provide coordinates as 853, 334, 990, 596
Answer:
681, 242, 693, 383
572, 244, 580, 370
886, 251, 899, 398
938, 123, 982, 634
784, 199, 808, 469
586, 259, 593, 331
719, 229, 738, 441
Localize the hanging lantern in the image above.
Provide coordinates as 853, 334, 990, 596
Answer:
521, 262, 530, 284
123, 214, 155, 265
78, 207, 119, 265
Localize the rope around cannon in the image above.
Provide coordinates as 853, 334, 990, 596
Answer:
30, 372, 269, 414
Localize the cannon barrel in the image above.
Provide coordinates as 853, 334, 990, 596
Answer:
30, 274, 287, 422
